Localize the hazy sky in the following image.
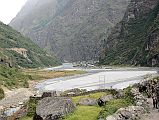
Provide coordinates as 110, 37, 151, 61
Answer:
0, 0, 27, 24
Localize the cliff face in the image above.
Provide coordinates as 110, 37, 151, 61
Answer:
100, 0, 159, 67
0, 21, 60, 68
10, 0, 130, 62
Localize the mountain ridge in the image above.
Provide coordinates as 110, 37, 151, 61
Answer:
10, 0, 131, 62
99, 0, 159, 67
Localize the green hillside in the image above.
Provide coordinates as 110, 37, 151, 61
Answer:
0, 21, 60, 68
100, 0, 159, 67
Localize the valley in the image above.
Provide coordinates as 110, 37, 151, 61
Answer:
0, 0, 159, 120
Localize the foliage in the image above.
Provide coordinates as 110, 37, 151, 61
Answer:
0, 21, 60, 68
100, 1, 159, 67
64, 106, 102, 120
98, 87, 134, 119
0, 87, 4, 100
98, 98, 133, 119
26, 97, 39, 117
0, 65, 33, 88
71, 92, 109, 104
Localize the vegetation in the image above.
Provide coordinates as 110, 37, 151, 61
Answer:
0, 21, 60, 68
71, 92, 108, 104
26, 97, 39, 117
100, 1, 159, 67
65, 88, 134, 120
0, 65, 85, 89
0, 87, 4, 100
98, 98, 133, 119
98, 87, 134, 119
0, 65, 33, 89
64, 106, 102, 120
22, 69, 86, 80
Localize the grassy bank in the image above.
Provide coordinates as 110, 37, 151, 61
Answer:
22, 69, 86, 81
0, 65, 86, 89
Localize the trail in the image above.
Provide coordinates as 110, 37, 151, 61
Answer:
140, 99, 159, 120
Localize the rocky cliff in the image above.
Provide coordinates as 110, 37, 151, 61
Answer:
100, 0, 159, 67
0, 21, 60, 68
10, 0, 130, 62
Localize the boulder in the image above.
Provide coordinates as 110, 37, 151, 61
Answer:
114, 90, 124, 98
35, 97, 76, 120
78, 98, 97, 106
100, 94, 114, 103
106, 106, 145, 120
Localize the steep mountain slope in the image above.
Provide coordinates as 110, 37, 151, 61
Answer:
0, 21, 60, 68
100, 0, 159, 67
10, 0, 130, 62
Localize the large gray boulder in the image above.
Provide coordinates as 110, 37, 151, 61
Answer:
36, 97, 76, 120
78, 98, 97, 106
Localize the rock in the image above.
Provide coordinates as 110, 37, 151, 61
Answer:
100, 94, 114, 103
106, 115, 117, 120
42, 91, 57, 98
78, 98, 97, 106
114, 90, 124, 98
106, 106, 145, 120
36, 97, 76, 120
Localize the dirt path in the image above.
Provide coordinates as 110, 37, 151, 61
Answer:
140, 99, 159, 120
0, 88, 34, 109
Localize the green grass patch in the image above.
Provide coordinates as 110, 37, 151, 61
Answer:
71, 92, 109, 104
64, 106, 102, 120
98, 98, 133, 119
19, 116, 33, 120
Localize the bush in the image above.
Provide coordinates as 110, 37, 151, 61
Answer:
0, 87, 4, 100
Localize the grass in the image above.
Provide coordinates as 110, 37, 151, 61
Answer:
22, 69, 86, 80
0, 65, 32, 89
65, 87, 134, 120
64, 106, 102, 120
20, 88, 134, 120
71, 92, 108, 104
0, 64, 86, 89
64, 92, 109, 120
19, 116, 32, 120
98, 98, 133, 119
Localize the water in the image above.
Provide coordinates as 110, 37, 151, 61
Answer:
44, 63, 74, 71
3, 107, 21, 117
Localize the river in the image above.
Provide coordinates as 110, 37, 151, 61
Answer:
36, 63, 158, 91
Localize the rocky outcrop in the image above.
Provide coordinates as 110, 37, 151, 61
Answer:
106, 106, 145, 120
131, 88, 149, 107
78, 98, 97, 106
6, 48, 28, 58
10, 0, 131, 62
35, 97, 76, 120
106, 87, 148, 120
100, 0, 159, 67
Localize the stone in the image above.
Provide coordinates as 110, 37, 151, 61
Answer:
106, 106, 145, 120
106, 115, 118, 120
78, 98, 97, 106
100, 94, 114, 103
36, 97, 76, 120
115, 90, 124, 98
